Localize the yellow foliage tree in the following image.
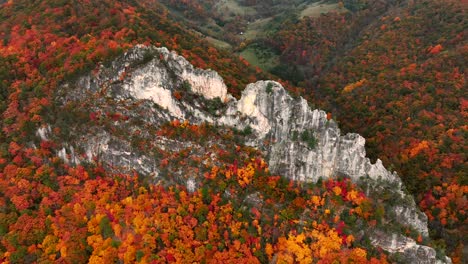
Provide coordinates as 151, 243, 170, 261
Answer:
342, 79, 367, 93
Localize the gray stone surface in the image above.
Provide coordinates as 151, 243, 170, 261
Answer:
50, 45, 450, 263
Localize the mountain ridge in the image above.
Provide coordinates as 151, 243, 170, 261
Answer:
52, 44, 451, 263
0, 0, 463, 261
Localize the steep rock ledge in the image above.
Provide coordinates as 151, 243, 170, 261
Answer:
220, 81, 398, 184
219, 81, 431, 239
54, 45, 450, 263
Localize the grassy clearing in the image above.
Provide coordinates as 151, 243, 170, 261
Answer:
215, 0, 257, 17
299, 1, 346, 18
240, 48, 260, 65
197, 23, 223, 38
244, 17, 272, 40
239, 46, 279, 71
205, 36, 232, 49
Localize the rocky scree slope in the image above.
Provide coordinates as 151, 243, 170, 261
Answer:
48, 45, 450, 263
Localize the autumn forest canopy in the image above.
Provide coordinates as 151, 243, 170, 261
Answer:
0, 0, 466, 263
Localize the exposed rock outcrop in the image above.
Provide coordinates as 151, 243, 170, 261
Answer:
371, 231, 452, 264
220, 81, 399, 184
220, 81, 431, 240
53, 45, 450, 263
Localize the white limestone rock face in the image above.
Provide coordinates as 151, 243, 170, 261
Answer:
55, 45, 235, 182
222, 81, 399, 184
395, 205, 430, 237
57, 145, 80, 165
56, 45, 449, 263
122, 60, 184, 118
221, 81, 431, 240
371, 231, 452, 264
122, 46, 228, 102
114, 46, 228, 120
60, 45, 229, 123
97, 46, 402, 191
80, 131, 159, 177
157, 47, 228, 101
36, 125, 51, 141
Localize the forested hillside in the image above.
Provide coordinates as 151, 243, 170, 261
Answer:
167, 0, 467, 260
0, 1, 421, 263
0, 0, 466, 263
159, 0, 467, 261
297, 1, 467, 259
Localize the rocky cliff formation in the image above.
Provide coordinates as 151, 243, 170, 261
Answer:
51, 45, 450, 263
